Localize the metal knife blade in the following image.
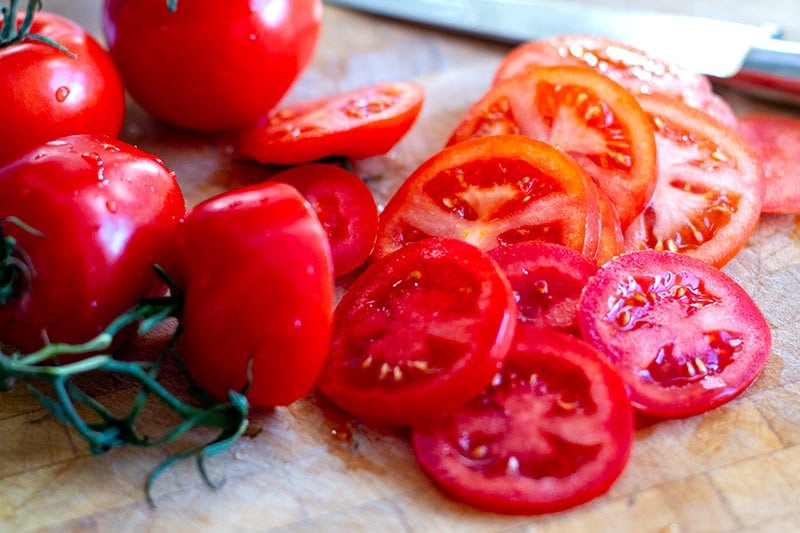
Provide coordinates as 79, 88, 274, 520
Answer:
326, 0, 800, 103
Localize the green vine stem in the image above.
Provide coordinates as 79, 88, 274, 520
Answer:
0, 271, 250, 504
166, 0, 178, 13
0, 0, 75, 56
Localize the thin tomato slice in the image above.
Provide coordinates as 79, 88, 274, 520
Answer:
488, 242, 597, 335
492, 35, 737, 127
623, 94, 764, 268
374, 134, 602, 262
738, 113, 800, 214
447, 65, 657, 227
578, 250, 772, 420
238, 81, 424, 165
412, 325, 633, 515
317, 237, 517, 427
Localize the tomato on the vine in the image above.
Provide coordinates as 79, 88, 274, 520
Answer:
102, 0, 322, 132
174, 181, 334, 408
0, 134, 185, 353
0, 6, 125, 164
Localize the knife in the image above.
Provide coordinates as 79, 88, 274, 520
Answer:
325, 0, 800, 104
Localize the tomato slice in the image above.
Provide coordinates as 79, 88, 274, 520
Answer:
317, 237, 517, 426
374, 134, 602, 262
271, 163, 378, 277
623, 95, 764, 268
412, 325, 633, 515
488, 242, 597, 335
492, 35, 737, 127
738, 113, 800, 214
578, 250, 772, 419
447, 65, 657, 227
238, 81, 425, 165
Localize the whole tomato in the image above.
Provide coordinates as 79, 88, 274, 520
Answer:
174, 181, 334, 408
0, 134, 186, 353
0, 7, 125, 164
102, 0, 323, 132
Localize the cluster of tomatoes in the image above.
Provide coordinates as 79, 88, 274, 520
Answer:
0, 0, 795, 518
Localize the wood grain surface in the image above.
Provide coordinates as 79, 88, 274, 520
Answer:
2, 1, 800, 531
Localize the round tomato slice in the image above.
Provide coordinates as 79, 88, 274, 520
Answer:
271, 163, 379, 277
578, 250, 772, 419
412, 325, 633, 515
238, 81, 425, 165
447, 65, 657, 227
317, 237, 517, 427
623, 95, 764, 268
492, 35, 737, 127
488, 242, 597, 335
738, 113, 800, 214
374, 134, 602, 262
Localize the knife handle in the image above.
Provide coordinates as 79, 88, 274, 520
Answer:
716, 37, 800, 105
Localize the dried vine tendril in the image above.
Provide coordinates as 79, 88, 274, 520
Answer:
0, 0, 75, 57
0, 252, 250, 504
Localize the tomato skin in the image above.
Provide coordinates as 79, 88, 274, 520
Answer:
270, 164, 379, 277
578, 250, 772, 419
0, 12, 125, 164
239, 81, 425, 165
412, 325, 633, 515
317, 237, 517, 427
0, 134, 186, 353
175, 181, 334, 408
102, 0, 322, 132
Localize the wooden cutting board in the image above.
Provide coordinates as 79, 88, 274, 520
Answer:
2, 2, 799, 531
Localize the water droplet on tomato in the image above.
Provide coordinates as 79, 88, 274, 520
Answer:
55, 86, 70, 102
106, 201, 118, 213
81, 152, 106, 182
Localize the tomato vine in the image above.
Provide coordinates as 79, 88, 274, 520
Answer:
0, 0, 74, 56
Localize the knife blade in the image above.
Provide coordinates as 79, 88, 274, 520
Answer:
325, 0, 800, 103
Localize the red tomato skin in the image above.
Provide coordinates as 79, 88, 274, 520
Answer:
270, 164, 379, 277
102, 0, 322, 132
0, 134, 186, 353
175, 181, 334, 408
412, 325, 633, 515
578, 250, 772, 419
317, 237, 517, 427
0, 12, 125, 164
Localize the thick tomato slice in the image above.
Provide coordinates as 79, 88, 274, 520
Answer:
374, 134, 602, 262
738, 113, 800, 214
492, 34, 737, 127
447, 65, 657, 227
623, 95, 764, 268
317, 237, 517, 427
238, 81, 425, 165
412, 325, 633, 515
488, 242, 597, 335
271, 163, 379, 277
578, 250, 772, 420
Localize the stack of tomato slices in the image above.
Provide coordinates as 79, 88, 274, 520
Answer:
247, 33, 779, 516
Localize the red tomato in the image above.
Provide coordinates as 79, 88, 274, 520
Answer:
174, 181, 334, 408
738, 113, 800, 214
488, 242, 597, 335
0, 10, 125, 164
623, 95, 764, 268
492, 34, 737, 127
375, 135, 602, 262
271, 164, 378, 277
238, 81, 425, 165
412, 325, 633, 515
317, 238, 517, 426
102, 0, 322, 132
578, 250, 772, 419
448, 65, 657, 227
596, 187, 624, 265
0, 134, 186, 353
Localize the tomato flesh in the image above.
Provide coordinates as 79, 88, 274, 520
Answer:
412, 325, 633, 515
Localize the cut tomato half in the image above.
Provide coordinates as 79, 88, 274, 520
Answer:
447, 65, 657, 227
623, 94, 764, 268
412, 325, 633, 515
374, 134, 602, 262
578, 250, 772, 419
